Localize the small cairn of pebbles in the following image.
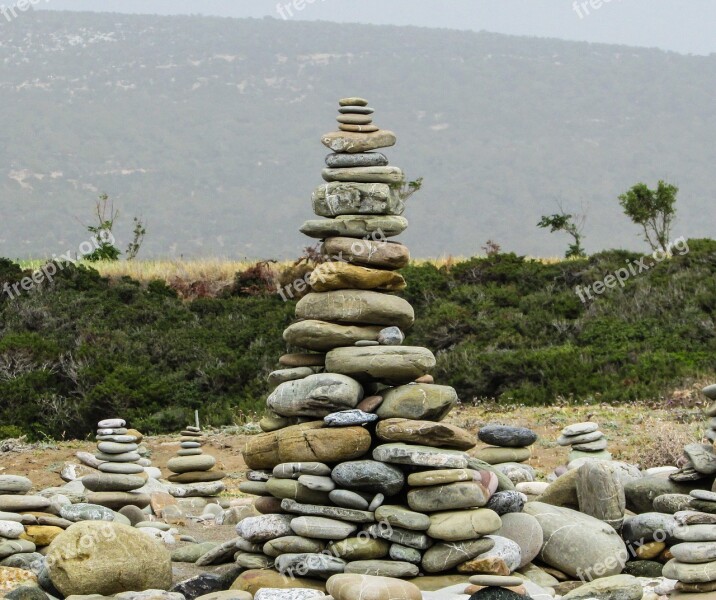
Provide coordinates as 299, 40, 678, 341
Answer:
167, 425, 226, 484
702, 383, 716, 442
557, 421, 611, 463
76, 418, 153, 510
664, 510, 716, 594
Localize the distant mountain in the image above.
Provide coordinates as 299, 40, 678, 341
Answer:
1, 11, 714, 260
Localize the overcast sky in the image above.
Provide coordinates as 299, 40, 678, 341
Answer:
35, 0, 716, 56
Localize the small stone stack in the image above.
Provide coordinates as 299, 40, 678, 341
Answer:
702, 384, 716, 442
664, 510, 716, 594
81, 418, 150, 509
670, 442, 716, 483
167, 425, 226, 484
465, 574, 529, 597
557, 421, 611, 463
237, 98, 532, 582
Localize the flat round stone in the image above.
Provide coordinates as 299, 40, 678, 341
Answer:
98, 419, 126, 429
99, 462, 145, 474
339, 97, 368, 107
331, 460, 405, 496
561, 422, 600, 436
97, 442, 138, 455
301, 215, 408, 240
325, 153, 389, 168
469, 574, 524, 587
338, 106, 374, 115
95, 451, 141, 463
167, 455, 216, 474
273, 462, 332, 479
324, 410, 379, 427
177, 449, 203, 456
691, 490, 716, 502
478, 425, 538, 448
343, 559, 419, 578
337, 114, 373, 125
339, 123, 380, 133
0, 476, 32, 495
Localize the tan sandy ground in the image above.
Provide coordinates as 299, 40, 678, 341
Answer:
0, 402, 707, 585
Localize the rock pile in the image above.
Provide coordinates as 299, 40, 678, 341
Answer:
238, 98, 527, 582
78, 418, 152, 510
703, 384, 716, 442
475, 424, 538, 485
167, 426, 225, 485
557, 421, 611, 463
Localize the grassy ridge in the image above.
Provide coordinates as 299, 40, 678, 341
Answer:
2, 241, 715, 440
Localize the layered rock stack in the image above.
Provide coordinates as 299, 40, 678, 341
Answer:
558, 421, 611, 463
703, 384, 716, 442
239, 98, 529, 581
167, 425, 226, 484
664, 510, 716, 594
77, 418, 151, 509
475, 424, 538, 485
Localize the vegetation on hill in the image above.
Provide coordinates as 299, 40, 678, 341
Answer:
1, 11, 715, 259
1, 240, 715, 440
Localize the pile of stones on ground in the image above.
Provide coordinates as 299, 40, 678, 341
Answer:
1, 100, 716, 600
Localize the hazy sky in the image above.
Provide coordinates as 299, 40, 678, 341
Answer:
36, 0, 716, 55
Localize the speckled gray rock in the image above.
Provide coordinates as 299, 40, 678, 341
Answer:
235, 514, 293, 543
321, 130, 397, 154
672, 524, 716, 542
663, 558, 716, 583
653, 494, 693, 514
557, 430, 605, 446
59, 503, 116, 522
471, 535, 522, 572
324, 410, 379, 427
331, 460, 405, 496
373, 444, 468, 469
297, 475, 335, 492
313, 182, 404, 217
487, 491, 526, 515
377, 327, 405, 346
268, 367, 315, 389
478, 425, 537, 448
297, 290, 414, 330
322, 166, 403, 185
300, 215, 408, 240
0, 495, 50, 512
267, 373, 363, 418
325, 152, 388, 168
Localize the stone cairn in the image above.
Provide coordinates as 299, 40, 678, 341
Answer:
77, 418, 152, 510
703, 383, 716, 442
475, 424, 538, 486
167, 425, 226, 484
557, 421, 611, 463
238, 97, 526, 582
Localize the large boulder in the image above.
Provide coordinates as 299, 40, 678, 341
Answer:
296, 290, 414, 330
45, 522, 172, 596
267, 373, 363, 417
523, 501, 627, 579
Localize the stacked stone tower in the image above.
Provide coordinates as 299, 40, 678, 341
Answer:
239, 99, 514, 580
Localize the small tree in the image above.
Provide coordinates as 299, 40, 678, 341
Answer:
618, 180, 678, 252
125, 217, 147, 261
537, 202, 587, 258
85, 193, 121, 262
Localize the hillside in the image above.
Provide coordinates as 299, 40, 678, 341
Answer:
1, 241, 715, 440
0, 11, 715, 260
